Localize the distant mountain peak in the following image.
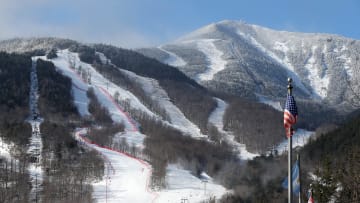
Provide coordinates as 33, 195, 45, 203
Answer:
138, 20, 360, 110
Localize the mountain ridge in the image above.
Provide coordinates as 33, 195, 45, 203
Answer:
137, 20, 360, 112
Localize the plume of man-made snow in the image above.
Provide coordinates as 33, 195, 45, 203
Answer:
256, 94, 283, 111
158, 46, 187, 67
208, 98, 258, 160
275, 129, 314, 155
156, 164, 227, 203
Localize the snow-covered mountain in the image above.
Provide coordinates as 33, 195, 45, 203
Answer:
138, 20, 360, 111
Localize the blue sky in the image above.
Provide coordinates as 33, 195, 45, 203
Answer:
0, 0, 359, 48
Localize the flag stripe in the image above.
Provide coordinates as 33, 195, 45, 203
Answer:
284, 94, 298, 137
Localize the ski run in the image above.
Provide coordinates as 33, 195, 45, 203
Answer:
208, 98, 258, 160
34, 49, 227, 202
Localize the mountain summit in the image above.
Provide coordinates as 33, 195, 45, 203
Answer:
138, 20, 360, 111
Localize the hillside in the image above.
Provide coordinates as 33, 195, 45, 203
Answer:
0, 35, 358, 202
138, 20, 360, 113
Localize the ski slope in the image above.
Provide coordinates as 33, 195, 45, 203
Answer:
156, 165, 227, 203
38, 50, 151, 146
48, 51, 156, 202
275, 129, 314, 155
208, 98, 258, 160
120, 69, 205, 138
39, 50, 226, 202
75, 129, 157, 203
192, 39, 227, 81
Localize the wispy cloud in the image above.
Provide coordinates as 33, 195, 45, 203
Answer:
0, 0, 160, 48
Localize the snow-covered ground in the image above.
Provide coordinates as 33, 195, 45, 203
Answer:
38, 50, 152, 144
39, 49, 225, 202
121, 69, 205, 138
95, 51, 205, 138
338, 52, 353, 78
304, 45, 330, 99
236, 30, 311, 96
158, 46, 187, 67
190, 39, 227, 81
75, 129, 157, 203
27, 59, 44, 202
275, 129, 314, 155
0, 136, 14, 160
156, 164, 227, 203
209, 98, 258, 160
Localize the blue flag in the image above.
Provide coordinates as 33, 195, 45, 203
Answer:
282, 160, 300, 195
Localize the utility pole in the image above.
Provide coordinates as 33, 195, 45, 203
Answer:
288, 78, 293, 203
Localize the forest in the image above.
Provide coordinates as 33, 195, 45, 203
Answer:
71, 44, 217, 134
0, 52, 32, 202
0, 55, 105, 202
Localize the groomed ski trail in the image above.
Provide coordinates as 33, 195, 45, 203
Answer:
74, 128, 158, 203
38, 51, 157, 202
209, 98, 258, 160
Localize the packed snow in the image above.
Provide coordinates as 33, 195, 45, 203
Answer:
39, 50, 153, 134
156, 164, 227, 203
158, 46, 187, 67
27, 59, 44, 202
40, 49, 225, 202
45, 51, 157, 202
208, 98, 258, 160
119, 69, 205, 138
75, 129, 157, 203
275, 129, 314, 155
192, 39, 227, 81
304, 46, 330, 99
95, 51, 204, 138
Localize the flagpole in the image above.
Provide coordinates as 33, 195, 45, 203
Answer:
298, 153, 301, 203
288, 78, 293, 203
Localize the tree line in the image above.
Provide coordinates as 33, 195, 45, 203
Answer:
0, 52, 32, 202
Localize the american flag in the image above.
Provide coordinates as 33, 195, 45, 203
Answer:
307, 190, 314, 203
284, 94, 298, 137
